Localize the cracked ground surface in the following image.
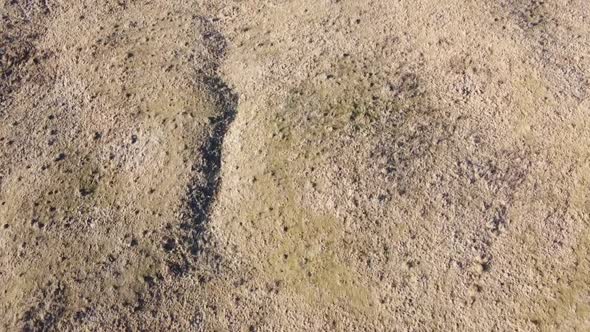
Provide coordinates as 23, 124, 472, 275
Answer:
1, 0, 590, 331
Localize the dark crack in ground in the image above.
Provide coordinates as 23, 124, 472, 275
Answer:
172, 16, 239, 275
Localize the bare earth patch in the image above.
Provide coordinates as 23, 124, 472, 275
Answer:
1, 0, 589, 330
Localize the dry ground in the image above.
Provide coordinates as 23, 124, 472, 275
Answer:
1, 0, 589, 331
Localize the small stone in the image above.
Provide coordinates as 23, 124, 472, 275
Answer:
473, 263, 484, 274
54, 153, 66, 162
468, 284, 482, 296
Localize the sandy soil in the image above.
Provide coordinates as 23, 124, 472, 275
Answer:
1, 0, 589, 331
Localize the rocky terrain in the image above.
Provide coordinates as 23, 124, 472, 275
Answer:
1, 0, 589, 331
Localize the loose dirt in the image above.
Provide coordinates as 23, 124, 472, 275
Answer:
1, 0, 589, 331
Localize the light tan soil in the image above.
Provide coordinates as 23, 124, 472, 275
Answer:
1, 0, 589, 331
